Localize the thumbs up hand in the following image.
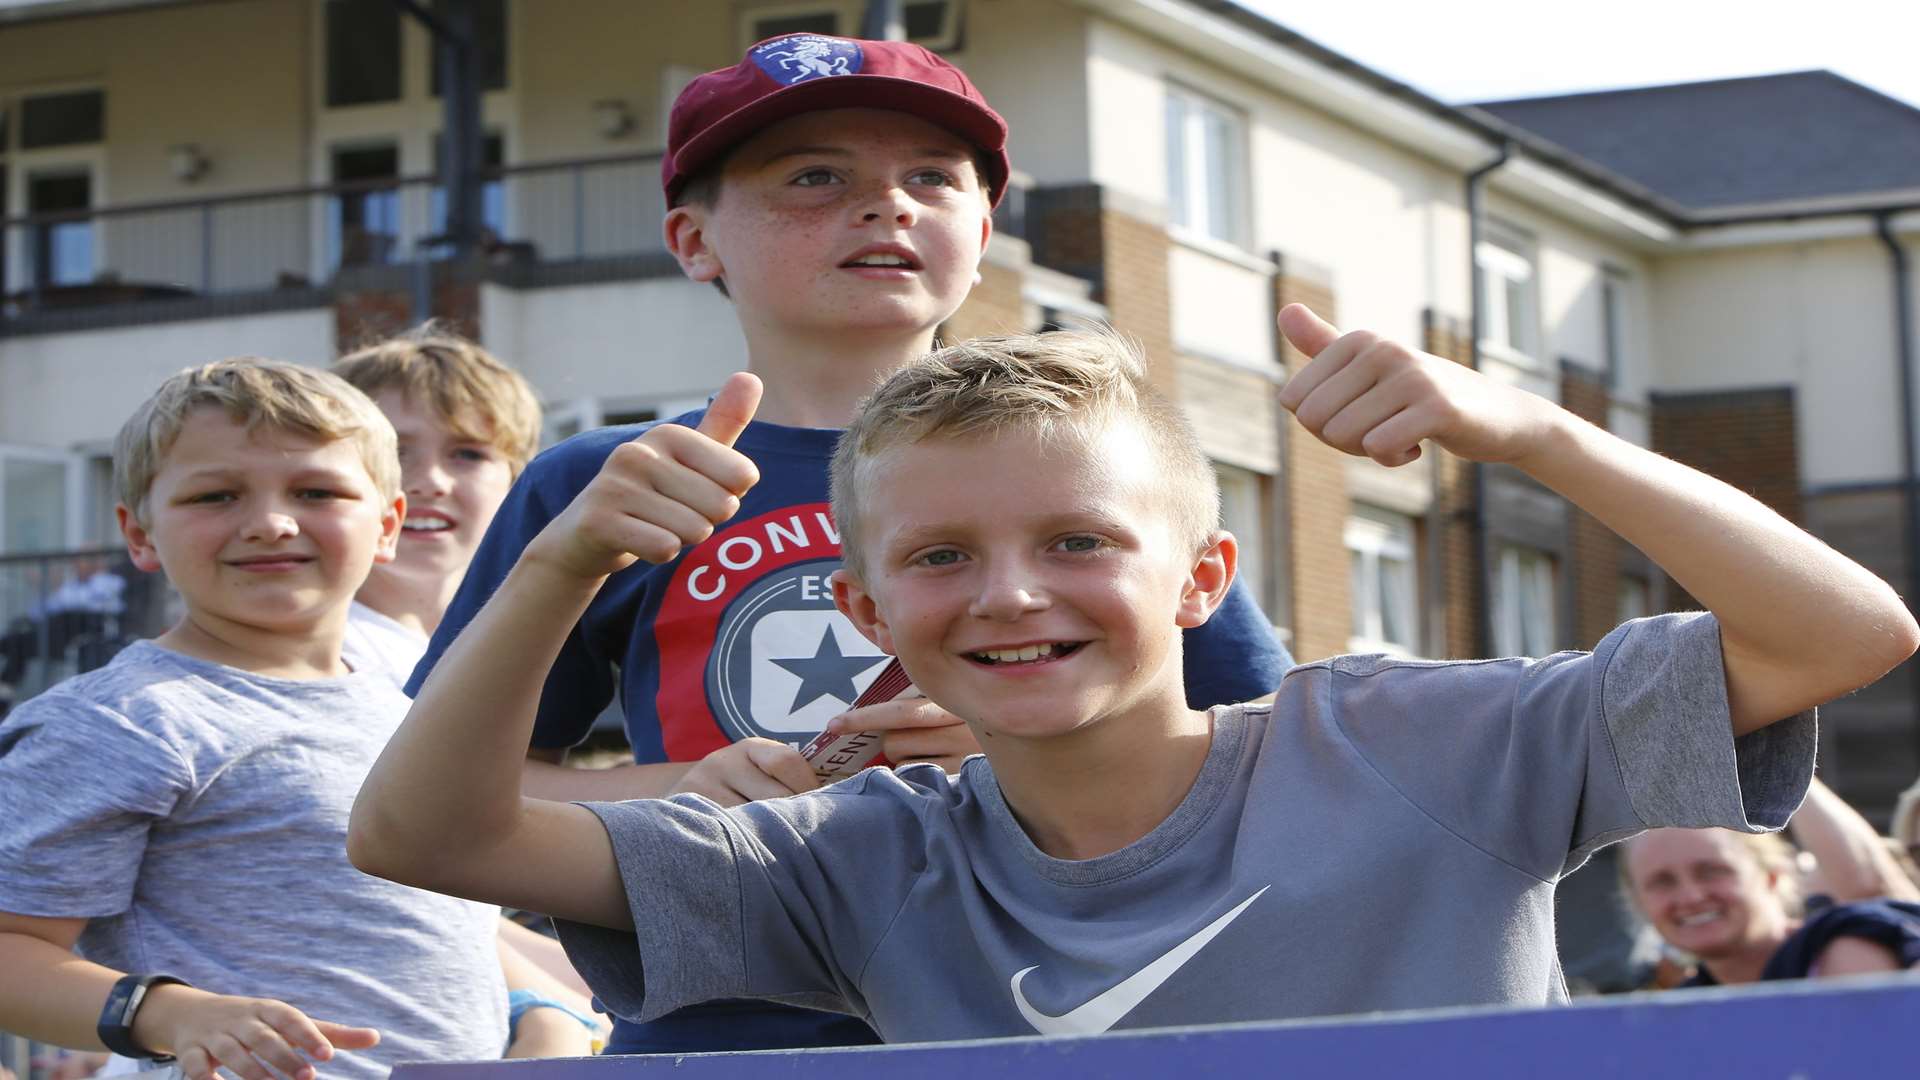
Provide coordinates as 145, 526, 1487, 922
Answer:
1275, 304, 1557, 469
533, 373, 765, 580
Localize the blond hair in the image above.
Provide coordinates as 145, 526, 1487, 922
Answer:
115, 359, 400, 523
830, 329, 1218, 575
332, 324, 542, 476
1618, 828, 1805, 918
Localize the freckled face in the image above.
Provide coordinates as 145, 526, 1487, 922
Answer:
689, 108, 992, 339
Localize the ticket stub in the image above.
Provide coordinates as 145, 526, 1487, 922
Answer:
799, 658, 914, 783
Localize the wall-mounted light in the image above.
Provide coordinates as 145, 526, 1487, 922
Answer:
168, 143, 210, 182
592, 99, 635, 139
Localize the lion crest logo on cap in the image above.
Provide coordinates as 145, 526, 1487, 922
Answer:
751, 34, 864, 84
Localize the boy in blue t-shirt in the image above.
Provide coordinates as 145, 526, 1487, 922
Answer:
353, 312, 1914, 1039
410, 33, 1291, 1052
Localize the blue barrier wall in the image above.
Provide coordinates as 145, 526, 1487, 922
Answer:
395, 977, 1917, 1079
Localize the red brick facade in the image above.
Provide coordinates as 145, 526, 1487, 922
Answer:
333, 262, 483, 353
1561, 364, 1625, 650
1423, 310, 1482, 658
1650, 387, 1800, 608
1274, 263, 1350, 662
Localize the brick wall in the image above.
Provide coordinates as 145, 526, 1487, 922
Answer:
1650, 387, 1801, 608
1026, 185, 1178, 402
333, 261, 483, 353
1275, 261, 1350, 661
1423, 309, 1481, 658
1561, 363, 1623, 650
942, 257, 1028, 342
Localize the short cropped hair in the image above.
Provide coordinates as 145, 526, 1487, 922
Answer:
116, 359, 400, 524
831, 329, 1219, 575
332, 324, 542, 477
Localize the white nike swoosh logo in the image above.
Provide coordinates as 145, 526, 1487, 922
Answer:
1010, 885, 1270, 1036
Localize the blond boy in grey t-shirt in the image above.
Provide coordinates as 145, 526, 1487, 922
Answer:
351, 310, 1917, 1039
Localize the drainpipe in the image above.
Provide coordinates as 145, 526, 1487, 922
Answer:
1874, 211, 1920, 732
1465, 143, 1511, 656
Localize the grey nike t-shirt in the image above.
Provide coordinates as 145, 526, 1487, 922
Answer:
0, 642, 507, 1078
557, 613, 1814, 1041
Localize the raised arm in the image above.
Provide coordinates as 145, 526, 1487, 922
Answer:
349, 374, 766, 929
1790, 777, 1920, 903
1277, 305, 1920, 735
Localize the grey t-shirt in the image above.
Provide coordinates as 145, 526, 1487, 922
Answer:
0, 642, 507, 1078
557, 613, 1815, 1041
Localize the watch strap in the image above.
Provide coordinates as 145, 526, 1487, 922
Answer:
98, 973, 189, 1061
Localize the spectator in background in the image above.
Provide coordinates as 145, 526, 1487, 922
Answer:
1621, 827, 1920, 986
1788, 777, 1920, 907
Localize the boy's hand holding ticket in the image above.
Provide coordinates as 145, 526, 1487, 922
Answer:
534, 373, 763, 579
1277, 304, 1557, 468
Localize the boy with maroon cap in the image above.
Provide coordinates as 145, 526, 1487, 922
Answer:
411, 33, 1292, 1053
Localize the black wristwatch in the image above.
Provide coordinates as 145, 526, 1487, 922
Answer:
97, 974, 189, 1060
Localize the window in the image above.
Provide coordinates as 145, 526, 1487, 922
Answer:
748, 7, 841, 43
1617, 576, 1651, 625
329, 144, 401, 269
1215, 464, 1268, 614
1492, 544, 1557, 657
1346, 511, 1418, 655
1165, 85, 1247, 246
903, 0, 962, 50
27, 170, 93, 287
20, 90, 103, 149
1601, 268, 1629, 386
431, 0, 510, 95
325, 0, 402, 107
1476, 223, 1539, 362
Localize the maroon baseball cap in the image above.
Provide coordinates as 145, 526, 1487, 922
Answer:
664, 34, 1011, 207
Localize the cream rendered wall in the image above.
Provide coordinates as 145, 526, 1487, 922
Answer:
1648, 237, 1902, 486
1083, 19, 1458, 346
479, 277, 746, 409
948, 0, 1092, 187
0, 309, 335, 450
0, 0, 311, 209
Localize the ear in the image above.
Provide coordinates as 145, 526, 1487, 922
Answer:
117, 503, 163, 574
373, 493, 404, 564
664, 205, 724, 284
1175, 530, 1237, 629
831, 567, 897, 656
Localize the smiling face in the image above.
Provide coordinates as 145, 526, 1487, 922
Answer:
833, 420, 1231, 742
667, 107, 992, 340
119, 408, 401, 642
1622, 829, 1797, 964
357, 389, 515, 606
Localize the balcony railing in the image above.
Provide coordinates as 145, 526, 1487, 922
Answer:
0, 547, 177, 711
0, 152, 1036, 334
0, 152, 670, 330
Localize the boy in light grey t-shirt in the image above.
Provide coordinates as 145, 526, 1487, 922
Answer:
352, 312, 1917, 1042
0, 360, 506, 1080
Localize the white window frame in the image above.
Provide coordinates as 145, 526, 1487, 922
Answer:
1165, 83, 1249, 249
2, 84, 108, 295
0, 445, 90, 555
1491, 544, 1558, 657
1616, 575, 1651, 626
739, 2, 848, 48
1345, 510, 1418, 656
1601, 266, 1630, 387
1476, 221, 1540, 367
900, 0, 963, 51
1215, 463, 1267, 616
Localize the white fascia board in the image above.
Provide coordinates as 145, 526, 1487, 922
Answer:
1069, 0, 1490, 168
0, 0, 189, 23
1077, 0, 1676, 248
1493, 157, 1678, 248
1681, 210, 1920, 250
